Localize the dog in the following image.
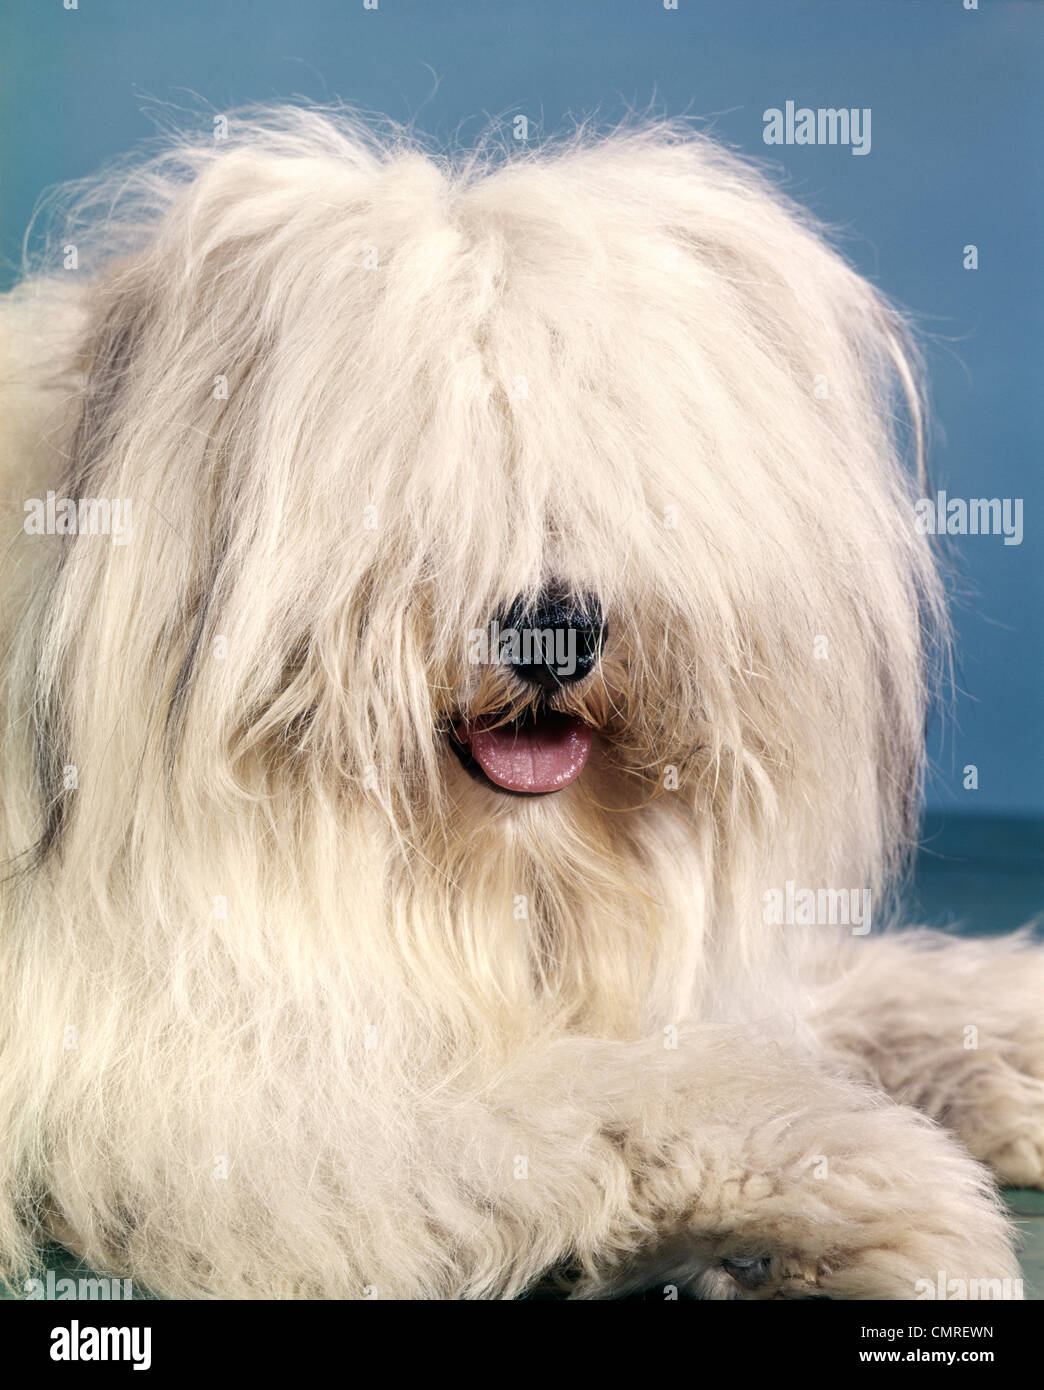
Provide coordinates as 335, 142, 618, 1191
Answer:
1, 108, 1041, 1300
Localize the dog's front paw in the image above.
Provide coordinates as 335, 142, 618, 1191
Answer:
711, 1253, 825, 1299
697, 1104, 1023, 1300
703, 1252, 828, 1300
708, 1219, 1022, 1301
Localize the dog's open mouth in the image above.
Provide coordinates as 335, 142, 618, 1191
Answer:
451, 711, 592, 795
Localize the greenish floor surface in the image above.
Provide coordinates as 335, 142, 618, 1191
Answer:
1009, 1189, 1044, 1300
5, 813, 1043, 1300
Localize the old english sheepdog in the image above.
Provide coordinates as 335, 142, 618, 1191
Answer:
1, 109, 1041, 1300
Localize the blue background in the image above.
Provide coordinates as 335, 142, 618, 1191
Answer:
3, 0, 1041, 815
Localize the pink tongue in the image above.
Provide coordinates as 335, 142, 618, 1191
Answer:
462, 714, 592, 794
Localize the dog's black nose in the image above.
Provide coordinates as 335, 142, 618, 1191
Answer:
500, 592, 605, 691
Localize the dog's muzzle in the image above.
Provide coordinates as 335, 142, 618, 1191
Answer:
451, 590, 606, 795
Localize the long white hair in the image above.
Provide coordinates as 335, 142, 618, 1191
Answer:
0, 108, 944, 1295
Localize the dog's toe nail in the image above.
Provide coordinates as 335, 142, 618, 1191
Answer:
720, 1255, 773, 1290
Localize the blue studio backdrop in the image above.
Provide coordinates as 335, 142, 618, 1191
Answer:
2, 0, 1041, 820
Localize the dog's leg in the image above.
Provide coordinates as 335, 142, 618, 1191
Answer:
807, 930, 1044, 1188
555, 1033, 1020, 1299
2, 1025, 1017, 1299
425, 1033, 1018, 1300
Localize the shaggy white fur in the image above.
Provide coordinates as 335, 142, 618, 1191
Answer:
0, 109, 1040, 1299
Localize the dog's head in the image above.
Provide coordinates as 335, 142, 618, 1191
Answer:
18, 111, 944, 1027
